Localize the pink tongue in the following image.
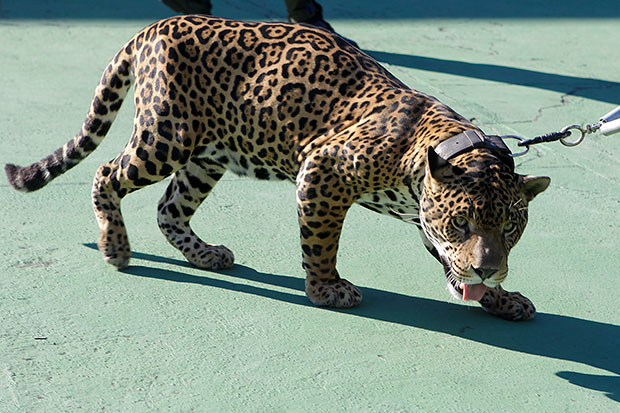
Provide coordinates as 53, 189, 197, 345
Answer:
462, 283, 487, 301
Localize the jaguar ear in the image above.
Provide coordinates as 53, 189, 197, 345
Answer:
520, 175, 551, 202
426, 146, 450, 183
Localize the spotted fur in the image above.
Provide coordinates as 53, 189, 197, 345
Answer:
5, 16, 550, 320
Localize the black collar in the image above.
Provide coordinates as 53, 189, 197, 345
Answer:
434, 129, 514, 170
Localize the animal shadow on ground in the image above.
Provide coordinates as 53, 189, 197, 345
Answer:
366, 50, 620, 105
83, 243, 620, 402
7, 0, 620, 20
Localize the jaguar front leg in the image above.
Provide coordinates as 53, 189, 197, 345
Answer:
478, 285, 536, 321
157, 159, 234, 270
296, 158, 362, 308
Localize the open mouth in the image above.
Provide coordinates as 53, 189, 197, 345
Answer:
449, 279, 487, 301
442, 259, 488, 301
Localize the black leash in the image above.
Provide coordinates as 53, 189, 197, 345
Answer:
500, 105, 620, 157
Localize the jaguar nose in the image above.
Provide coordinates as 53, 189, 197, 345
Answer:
472, 266, 497, 281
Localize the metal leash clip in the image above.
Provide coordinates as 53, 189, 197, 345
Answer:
560, 105, 620, 146
501, 105, 620, 157
595, 105, 620, 136
500, 135, 531, 157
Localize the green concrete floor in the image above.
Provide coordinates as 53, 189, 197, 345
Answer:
1, 1, 619, 411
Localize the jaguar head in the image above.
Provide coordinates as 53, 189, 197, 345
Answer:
419, 147, 550, 301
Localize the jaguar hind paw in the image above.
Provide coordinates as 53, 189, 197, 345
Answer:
98, 238, 131, 269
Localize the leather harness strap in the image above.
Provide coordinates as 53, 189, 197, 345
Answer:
434, 129, 515, 170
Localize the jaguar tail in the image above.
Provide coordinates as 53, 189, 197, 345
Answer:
4, 43, 135, 192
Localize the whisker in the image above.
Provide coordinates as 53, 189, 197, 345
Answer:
388, 207, 420, 218
388, 207, 421, 225
510, 198, 525, 209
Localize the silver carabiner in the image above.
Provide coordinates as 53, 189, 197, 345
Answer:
559, 124, 587, 147
500, 135, 530, 157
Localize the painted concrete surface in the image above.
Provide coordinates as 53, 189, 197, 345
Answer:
1, 1, 619, 411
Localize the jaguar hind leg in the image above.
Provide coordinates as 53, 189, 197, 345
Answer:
478, 285, 536, 321
157, 158, 234, 270
92, 155, 173, 269
92, 162, 132, 268
92, 126, 187, 269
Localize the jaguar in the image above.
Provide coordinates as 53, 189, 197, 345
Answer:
5, 15, 550, 320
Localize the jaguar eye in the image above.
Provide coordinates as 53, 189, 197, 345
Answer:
503, 221, 518, 235
451, 216, 469, 232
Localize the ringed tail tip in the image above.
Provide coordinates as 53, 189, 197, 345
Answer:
5, 163, 45, 192
5, 163, 23, 190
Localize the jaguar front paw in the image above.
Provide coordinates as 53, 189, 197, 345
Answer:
184, 243, 235, 270
479, 285, 536, 321
305, 278, 363, 308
